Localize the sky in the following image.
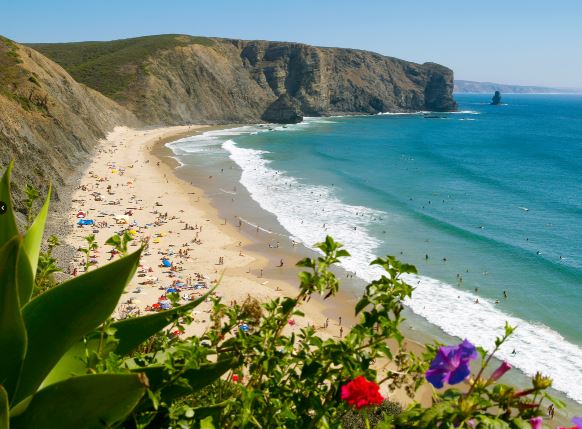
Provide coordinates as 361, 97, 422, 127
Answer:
2, 0, 581, 88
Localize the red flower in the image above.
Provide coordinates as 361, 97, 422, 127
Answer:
341, 376, 384, 409
232, 374, 239, 382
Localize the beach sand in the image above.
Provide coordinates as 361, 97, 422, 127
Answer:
59, 124, 463, 408
58, 124, 580, 425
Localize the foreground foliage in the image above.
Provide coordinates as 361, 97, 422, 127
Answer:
0, 163, 572, 428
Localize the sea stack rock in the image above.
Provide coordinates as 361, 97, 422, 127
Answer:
491, 90, 502, 105
262, 94, 303, 124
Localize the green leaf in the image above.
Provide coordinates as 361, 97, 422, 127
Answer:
0, 237, 27, 401
16, 248, 34, 311
112, 285, 216, 355
0, 162, 19, 248
43, 286, 217, 387
14, 250, 141, 404
543, 392, 566, 409
10, 374, 147, 429
192, 402, 227, 423
137, 357, 238, 403
355, 297, 370, 315
0, 386, 8, 429
22, 186, 51, 284
199, 416, 216, 429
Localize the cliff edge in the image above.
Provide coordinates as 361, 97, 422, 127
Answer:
0, 36, 138, 213
30, 35, 457, 125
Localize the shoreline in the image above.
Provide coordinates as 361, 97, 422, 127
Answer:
55, 124, 579, 421
157, 124, 581, 421
58, 124, 429, 405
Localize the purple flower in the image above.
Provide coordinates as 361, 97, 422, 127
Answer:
529, 417, 542, 429
572, 417, 582, 429
425, 339, 477, 388
489, 361, 512, 382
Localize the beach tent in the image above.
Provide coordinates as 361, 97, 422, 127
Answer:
77, 219, 94, 226
162, 259, 172, 268
166, 288, 178, 293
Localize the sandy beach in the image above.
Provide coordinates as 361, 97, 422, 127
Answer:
54, 124, 578, 425
59, 125, 432, 404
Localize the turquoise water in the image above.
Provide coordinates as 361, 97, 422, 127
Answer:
168, 94, 582, 403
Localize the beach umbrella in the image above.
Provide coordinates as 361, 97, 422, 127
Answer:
162, 259, 171, 268
166, 288, 178, 293
76, 211, 86, 218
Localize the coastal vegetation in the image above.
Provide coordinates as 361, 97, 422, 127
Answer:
0, 162, 574, 428
28, 35, 214, 101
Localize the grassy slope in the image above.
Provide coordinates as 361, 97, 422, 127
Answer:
28, 34, 214, 101
0, 36, 46, 112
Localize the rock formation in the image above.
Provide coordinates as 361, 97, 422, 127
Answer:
491, 91, 502, 105
30, 35, 457, 125
0, 34, 459, 211
261, 94, 303, 124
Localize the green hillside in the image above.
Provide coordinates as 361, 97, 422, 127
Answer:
28, 34, 214, 100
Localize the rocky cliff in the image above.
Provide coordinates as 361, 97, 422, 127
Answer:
0, 33, 457, 211
31, 35, 457, 125
0, 36, 137, 213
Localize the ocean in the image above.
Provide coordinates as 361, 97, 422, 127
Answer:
167, 94, 582, 404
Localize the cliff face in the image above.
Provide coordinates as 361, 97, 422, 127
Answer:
31, 35, 457, 125
1, 34, 457, 207
0, 37, 137, 212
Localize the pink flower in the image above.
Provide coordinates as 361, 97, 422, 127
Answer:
341, 376, 384, 410
529, 417, 543, 429
489, 361, 512, 382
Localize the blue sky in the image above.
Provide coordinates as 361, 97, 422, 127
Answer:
2, 0, 581, 88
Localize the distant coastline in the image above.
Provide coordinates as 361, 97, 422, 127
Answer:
454, 79, 582, 94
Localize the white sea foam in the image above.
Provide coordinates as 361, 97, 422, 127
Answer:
377, 110, 480, 116
222, 136, 582, 404
166, 126, 269, 155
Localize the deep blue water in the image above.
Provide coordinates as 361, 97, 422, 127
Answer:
169, 94, 582, 402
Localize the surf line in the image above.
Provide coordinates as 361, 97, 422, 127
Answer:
237, 216, 299, 242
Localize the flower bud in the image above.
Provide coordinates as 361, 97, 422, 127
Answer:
532, 372, 552, 390
529, 417, 543, 429
489, 361, 512, 382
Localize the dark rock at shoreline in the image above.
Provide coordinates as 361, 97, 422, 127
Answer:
491, 90, 502, 105
261, 94, 303, 124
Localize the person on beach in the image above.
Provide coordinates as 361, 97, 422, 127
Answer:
278, 259, 284, 267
